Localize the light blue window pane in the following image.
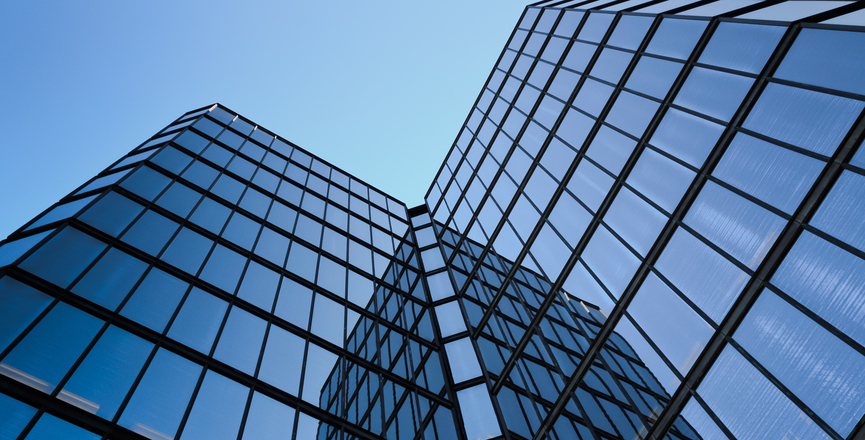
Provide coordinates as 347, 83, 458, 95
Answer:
295, 413, 323, 440
604, 188, 667, 257
614, 316, 678, 394
71, 248, 147, 310
237, 261, 280, 311
445, 338, 482, 383
775, 28, 865, 96
421, 248, 445, 271
574, 79, 614, 118
311, 294, 345, 347
811, 171, 865, 252
743, 83, 864, 156
0, 231, 51, 267
589, 48, 633, 85
120, 268, 187, 333
121, 210, 178, 256
530, 223, 571, 280
27, 195, 96, 231
607, 15, 653, 50
435, 301, 466, 338
0, 392, 37, 440
286, 243, 318, 282
674, 67, 753, 121
548, 192, 592, 247
301, 344, 339, 405
650, 108, 724, 168
713, 133, 823, 214
20, 228, 107, 288
656, 228, 746, 324
685, 182, 785, 270
554, 10, 583, 37
254, 227, 290, 266
59, 326, 153, 419
586, 126, 636, 176
161, 228, 213, 275
627, 148, 694, 213
211, 174, 245, 204
168, 288, 228, 355
119, 348, 202, 440
74, 168, 131, 196
24, 413, 99, 440
155, 182, 200, 219
0, 278, 52, 353
852, 144, 865, 168
563, 41, 598, 73
680, 399, 729, 440
563, 261, 615, 313
699, 347, 832, 440
202, 145, 234, 168
772, 231, 865, 347
577, 12, 614, 43
582, 226, 640, 299
268, 202, 298, 234
625, 56, 683, 100
241, 392, 296, 440
1, 302, 102, 394
346, 270, 374, 308
222, 212, 260, 251
214, 307, 266, 376
605, 91, 660, 138
457, 385, 502, 440
316, 256, 346, 297
120, 166, 171, 201
736, 290, 865, 435
274, 277, 313, 330
258, 325, 305, 395
199, 244, 246, 294
700, 22, 784, 74
646, 18, 707, 60
629, 273, 713, 375
180, 370, 248, 440
427, 271, 453, 301
78, 191, 144, 237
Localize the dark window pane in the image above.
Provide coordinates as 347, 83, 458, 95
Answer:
120, 166, 171, 201
150, 146, 194, 175
121, 210, 179, 256
155, 182, 201, 219
161, 228, 213, 275
20, 228, 107, 288
120, 268, 188, 333
181, 160, 220, 190
189, 197, 231, 235
0, 392, 37, 440
23, 413, 99, 440
78, 191, 144, 237
0, 277, 53, 353
222, 212, 261, 251
59, 326, 153, 419
168, 288, 228, 354
200, 244, 246, 294
210, 174, 245, 204
71, 248, 148, 310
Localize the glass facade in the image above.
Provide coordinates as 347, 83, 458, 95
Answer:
2, 1, 865, 439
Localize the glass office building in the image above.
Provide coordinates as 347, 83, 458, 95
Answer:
2, 1, 865, 439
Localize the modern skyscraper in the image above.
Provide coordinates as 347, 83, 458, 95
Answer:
2, 1, 865, 440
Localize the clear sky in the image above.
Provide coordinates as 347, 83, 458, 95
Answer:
0, 1, 529, 239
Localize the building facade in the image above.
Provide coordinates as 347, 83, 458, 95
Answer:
2, 1, 865, 439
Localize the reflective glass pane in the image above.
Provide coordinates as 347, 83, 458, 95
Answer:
674, 67, 753, 121
23, 413, 99, 440
775, 28, 865, 96
445, 338, 482, 383
71, 248, 147, 310
199, 244, 246, 294
180, 370, 248, 440
214, 307, 266, 375
301, 344, 339, 405
699, 22, 784, 74
650, 108, 724, 167
121, 210, 178, 256
168, 288, 228, 354
20, 228, 107, 288
237, 261, 280, 311
161, 228, 213, 275
121, 268, 188, 333
646, 18, 707, 60
0, 392, 37, 440
0, 277, 52, 353
78, 191, 144, 237
259, 325, 305, 395
241, 392, 296, 440
810, 171, 865, 252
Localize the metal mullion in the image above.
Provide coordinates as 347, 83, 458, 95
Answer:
492, 11, 665, 397
531, 13, 725, 439
644, 21, 865, 440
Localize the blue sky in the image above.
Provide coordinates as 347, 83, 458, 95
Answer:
0, 1, 529, 239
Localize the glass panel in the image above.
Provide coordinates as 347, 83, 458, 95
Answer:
237, 261, 280, 311
0, 231, 51, 268
736, 290, 865, 435
605, 91, 661, 138
810, 171, 865, 252
120, 268, 188, 333
685, 182, 785, 270
20, 227, 107, 288
259, 325, 305, 395
603, 188, 667, 256
772, 231, 865, 347
650, 108, 724, 168
213, 307, 267, 376
241, 392, 296, 440
78, 191, 144, 237
680, 399, 728, 440
27, 195, 96, 230
626, 55, 683, 100
0, 392, 37, 440
645, 18, 708, 60
567, 160, 614, 213
445, 338, 482, 383
607, 15, 653, 50
581, 226, 640, 298
301, 343, 339, 405
627, 148, 695, 213
23, 413, 99, 440
674, 67, 753, 121
180, 370, 248, 440
121, 210, 178, 256
586, 126, 637, 176
435, 301, 466, 337
0, 302, 102, 394
713, 133, 823, 214
274, 277, 313, 330
120, 166, 171, 201
59, 326, 153, 419
699, 22, 784, 74
698, 346, 832, 440
199, 244, 246, 294
168, 288, 228, 355
71, 248, 148, 310
160, 228, 213, 275
118, 348, 202, 440
775, 28, 865, 96
311, 293, 345, 347
457, 385, 502, 440
743, 82, 864, 157
0, 277, 52, 353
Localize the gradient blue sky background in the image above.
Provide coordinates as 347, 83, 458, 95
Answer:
0, 1, 529, 239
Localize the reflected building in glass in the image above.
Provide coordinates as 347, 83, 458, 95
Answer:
2, 1, 865, 439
